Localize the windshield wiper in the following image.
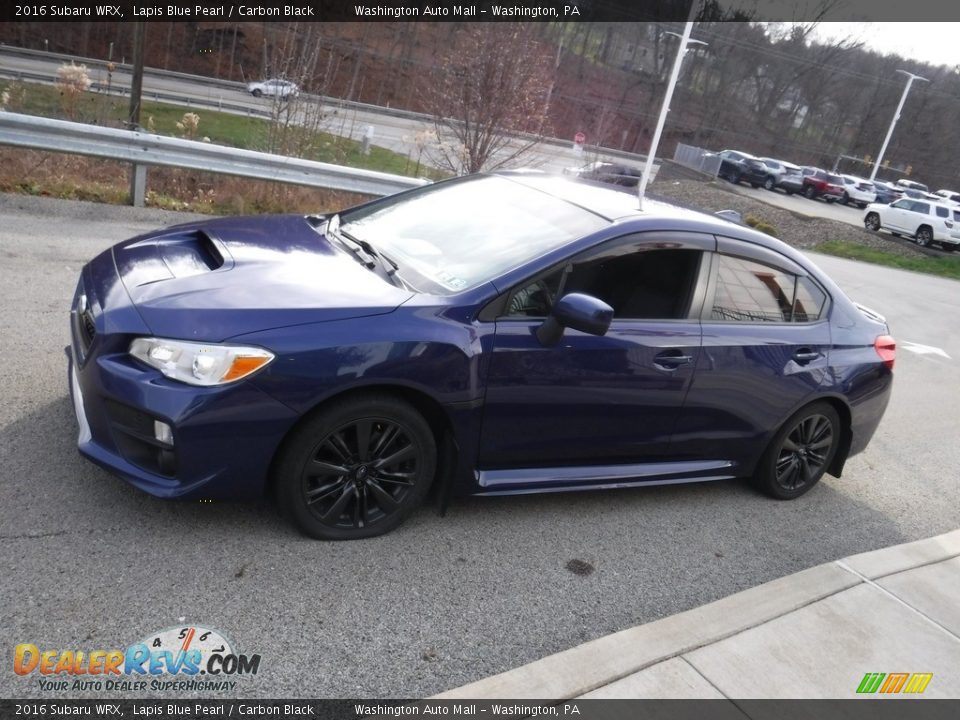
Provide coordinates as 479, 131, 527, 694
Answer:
340, 228, 398, 274
326, 216, 405, 288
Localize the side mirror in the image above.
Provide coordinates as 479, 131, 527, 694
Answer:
536, 293, 613, 347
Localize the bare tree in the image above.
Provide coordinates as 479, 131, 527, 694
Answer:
257, 24, 332, 159
424, 23, 555, 175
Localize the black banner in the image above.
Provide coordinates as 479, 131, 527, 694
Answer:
2, 700, 960, 720
4, 0, 960, 24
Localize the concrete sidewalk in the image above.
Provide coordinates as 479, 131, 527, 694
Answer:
436, 529, 960, 699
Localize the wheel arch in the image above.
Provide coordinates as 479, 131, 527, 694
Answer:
752, 393, 852, 480
265, 382, 461, 505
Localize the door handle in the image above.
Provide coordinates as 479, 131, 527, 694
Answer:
793, 348, 821, 364
654, 350, 693, 371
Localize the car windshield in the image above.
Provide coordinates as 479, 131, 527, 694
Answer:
339, 176, 609, 294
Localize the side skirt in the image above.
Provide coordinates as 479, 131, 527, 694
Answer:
474, 460, 736, 496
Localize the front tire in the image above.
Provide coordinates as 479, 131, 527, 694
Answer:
751, 402, 840, 500
251, 89, 263, 98
842, 191, 850, 205
763, 176, 776, 191
804, 185, 817, 199
864, 212, 880, 231
275, 395, 437, 540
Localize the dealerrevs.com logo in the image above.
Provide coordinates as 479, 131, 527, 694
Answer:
14, 625, 261, 693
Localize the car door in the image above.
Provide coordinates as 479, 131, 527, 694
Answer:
671, 238, 832, 473
476, 232, 713, 487
904, 201, 931, 235
883, 198, 914, 231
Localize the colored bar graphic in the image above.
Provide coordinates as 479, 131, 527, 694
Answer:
856, 672, 932, 694
903, 673, 934, 694
879, 672, 909, 693
857, 672, 885, 694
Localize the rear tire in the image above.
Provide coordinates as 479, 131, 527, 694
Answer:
804, 185, 817, 199
275, 395, 436, 540
842, 192, 850, 205
763, 176, 776, 191
251, 89, 263, 98
916, 226, 932, 247
751, 402, 840, 500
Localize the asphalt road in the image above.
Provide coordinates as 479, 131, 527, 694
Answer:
1, 193, 958, 700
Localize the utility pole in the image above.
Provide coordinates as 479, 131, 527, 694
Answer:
637, 2, 705, 209
869, 70, 929, 182
128, 21, 147, 206
128, 21, 145, 129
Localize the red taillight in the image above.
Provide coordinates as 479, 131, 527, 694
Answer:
874, 335, 896, 370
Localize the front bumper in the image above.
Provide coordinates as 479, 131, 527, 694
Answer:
67, 344, 299, 500
67, 263, 300, 500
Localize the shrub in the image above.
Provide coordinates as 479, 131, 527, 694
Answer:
744, 214, 779, 238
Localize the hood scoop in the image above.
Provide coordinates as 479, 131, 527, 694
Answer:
117, 231, 231, 287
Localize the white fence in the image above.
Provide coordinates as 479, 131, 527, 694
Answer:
673, 143, 721, 177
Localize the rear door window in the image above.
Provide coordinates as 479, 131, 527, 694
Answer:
709, 254, 828, 324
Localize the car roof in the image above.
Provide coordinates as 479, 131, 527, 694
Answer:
498, 171, 712, 222
494, 171, 807, 256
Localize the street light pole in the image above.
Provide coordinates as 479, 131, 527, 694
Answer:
637, 22, 706, 209
868, 70, 929, 182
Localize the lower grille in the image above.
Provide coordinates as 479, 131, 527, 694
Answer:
104, 399, 177, 477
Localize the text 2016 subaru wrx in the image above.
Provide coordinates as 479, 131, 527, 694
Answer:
68, 173, 895, 540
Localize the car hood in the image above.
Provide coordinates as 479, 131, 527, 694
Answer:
112, 214, 414, 342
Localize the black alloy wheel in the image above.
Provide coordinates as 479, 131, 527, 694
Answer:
276, 395, 436, 540
864, 213, 880, 232
752, 402, 840, 500
916, 227, 932, 247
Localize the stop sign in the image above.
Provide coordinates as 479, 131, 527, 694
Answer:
574, 131, 586, 145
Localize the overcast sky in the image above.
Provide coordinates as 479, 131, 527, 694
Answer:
812, 22, 960, 69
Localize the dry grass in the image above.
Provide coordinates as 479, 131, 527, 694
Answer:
0, 148, 374, 215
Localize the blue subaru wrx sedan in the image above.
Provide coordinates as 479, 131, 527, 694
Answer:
68, 173, 895, 540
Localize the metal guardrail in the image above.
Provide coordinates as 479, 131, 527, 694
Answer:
0, 112, 429, 201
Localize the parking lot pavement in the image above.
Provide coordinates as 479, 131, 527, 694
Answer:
436, 530, 960, 699
1, 194, 959, 699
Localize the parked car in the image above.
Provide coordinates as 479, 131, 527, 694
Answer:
802, 169, 845, 202
777, 165, 806, 195
838, 176, 877, 209
895, 179, 928, 193
716, 150, 770, 187
758, 158, 801, 192
872, 181, 902, 204
864, 197, 960, 250
247, 78, 299, 99
563, 161, 642, 187
68, 172, 895, 540
933, 189, 960, 205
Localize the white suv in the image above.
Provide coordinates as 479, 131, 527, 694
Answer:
864, 198, 960, 250
838, 176, 877, 208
